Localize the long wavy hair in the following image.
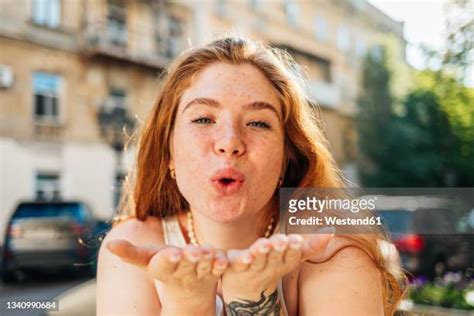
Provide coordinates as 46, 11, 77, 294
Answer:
115, 36, 407, 315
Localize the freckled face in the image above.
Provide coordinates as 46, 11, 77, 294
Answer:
170, 62, 285, 223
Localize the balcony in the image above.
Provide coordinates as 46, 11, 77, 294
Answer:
33, 120, 64, 141
81, 20, 171, 70
307, 80, 341, 109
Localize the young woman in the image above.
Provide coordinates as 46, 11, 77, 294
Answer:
97, 37, 406, 316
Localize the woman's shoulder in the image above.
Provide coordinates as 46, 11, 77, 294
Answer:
296, 236, 384, 314
299, 235, 380, 275
103, 215, 166, 246
97, 216, 165, 314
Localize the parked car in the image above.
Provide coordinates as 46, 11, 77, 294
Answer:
377, 207, 474, 280
2, 201, 98, 282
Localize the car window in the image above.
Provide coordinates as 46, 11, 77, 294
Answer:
13, 203, 90, 222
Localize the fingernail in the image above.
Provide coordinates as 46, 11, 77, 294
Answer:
317, 226, 336, 235
217, 258, 227, 268
227, 251, 238, 262
289, 239, 302, 250
259, 244, 270, 254
169, 252, 181, 263
242, 253, 253, 264
203, 250, 213, 260
274, 238, 288, 251
289, 234, 303, 245
188, 251, 201, 263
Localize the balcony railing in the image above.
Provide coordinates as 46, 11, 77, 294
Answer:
82, 20, 177, 69
33, 120, 64, 140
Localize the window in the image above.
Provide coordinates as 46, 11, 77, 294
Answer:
337, 25, 351, 52
35, 171, 60, 200
284, 0, 299, 27
304, 56, 331, 83
156, 14, 182, 58
33, 72, 61, 122
314, 15, 327, 42
108, 88, 127, 108
32, 0, 61, 28
167, 16, 183, 57
315, 58, 331, 83
107, 0, 127, 46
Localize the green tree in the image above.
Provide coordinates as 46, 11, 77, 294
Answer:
391, 88, 458, 186
356, 45, 397, 186
357, 0, 473, 187
413, 71, 474, 185
357, 65, 474, 186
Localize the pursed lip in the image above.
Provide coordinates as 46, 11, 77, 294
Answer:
211, 167, 246, 182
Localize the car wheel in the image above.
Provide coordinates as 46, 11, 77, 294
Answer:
1, 268, 14, 283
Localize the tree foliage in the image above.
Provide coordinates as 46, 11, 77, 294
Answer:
357, 47, 474, 186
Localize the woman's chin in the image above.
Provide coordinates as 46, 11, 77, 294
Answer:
205, 204, 245, 223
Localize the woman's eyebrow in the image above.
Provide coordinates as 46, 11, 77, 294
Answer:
182, 97, 281, 119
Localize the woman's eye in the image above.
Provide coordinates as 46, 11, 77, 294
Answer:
191, 117, 271, 129
248, 121, 271, 129
191, 117, 213, 124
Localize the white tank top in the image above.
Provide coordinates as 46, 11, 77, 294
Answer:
161, 216, 289, 316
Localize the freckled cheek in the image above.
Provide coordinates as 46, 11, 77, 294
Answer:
174, 130, 213, 174
247, 138, 284, 182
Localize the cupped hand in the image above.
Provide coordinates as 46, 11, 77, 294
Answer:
107, 240, 228, 311
220, 231, 335, 309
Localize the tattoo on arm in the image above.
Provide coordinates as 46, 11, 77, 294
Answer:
224, 289, 281, 316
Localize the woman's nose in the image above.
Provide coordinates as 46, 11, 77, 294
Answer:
214, 126, 245, 157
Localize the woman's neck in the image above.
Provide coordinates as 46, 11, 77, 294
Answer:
178, 211, 265, 250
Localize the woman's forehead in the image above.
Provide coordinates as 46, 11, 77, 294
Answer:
178, 62, 281, 114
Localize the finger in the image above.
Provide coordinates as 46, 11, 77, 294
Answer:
196, 244, 215, 279
267, 234, 289, 265
228, 249, 253, 272
212, 250, 228, 277
147, 247, 183, 279
174, 244, 202, 278
301, 227, 335, 262
284, 234, 303, 265
107, 239, 164, 268
249, 238, 271, 272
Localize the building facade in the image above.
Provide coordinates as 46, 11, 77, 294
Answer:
0, 0, 405, 244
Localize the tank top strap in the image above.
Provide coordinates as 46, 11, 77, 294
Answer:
162, 215, 187, 247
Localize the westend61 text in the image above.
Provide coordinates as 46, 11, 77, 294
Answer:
288, 216, 382, 226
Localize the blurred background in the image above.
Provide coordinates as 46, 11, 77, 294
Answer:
0, 0, 472, 314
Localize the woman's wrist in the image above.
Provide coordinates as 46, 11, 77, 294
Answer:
161, 297, 216, 316
159, 285, 217, 315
